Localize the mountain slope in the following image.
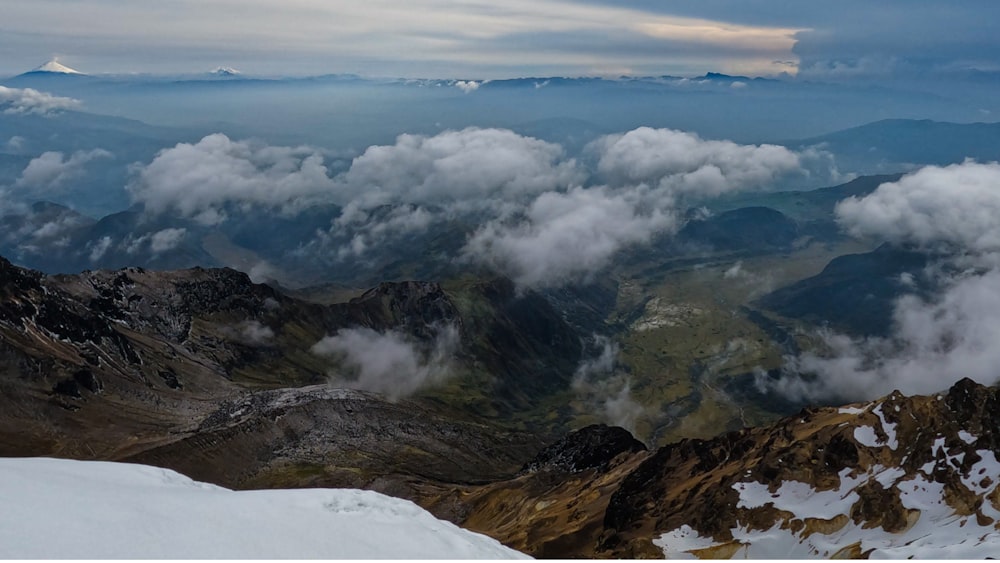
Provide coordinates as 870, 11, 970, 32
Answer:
0, 256, 581, 494
602, 377, 1000, 558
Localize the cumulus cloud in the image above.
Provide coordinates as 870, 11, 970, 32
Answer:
16, 149, 112, 191
125, 126, 825, 290
0, 86, 80, 116
463, 186, 672, 288
339, 127, 582, 208
768, 160, 1000, 401
836, 160, 1000, 253
766, 270, 1000, 402
317, 127, 584, 263
310, 324, 460, 401
6, 136, 26, 150
128, 134, 337, 225
460, 127, 818, 288
453, 80, 481, 93
589, 127, 804, 197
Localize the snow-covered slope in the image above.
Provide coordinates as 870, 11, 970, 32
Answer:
0, 458, 529, 559
31, 60, 83, 74
603, 378, 1000, 558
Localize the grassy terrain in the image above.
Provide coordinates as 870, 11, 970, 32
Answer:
580, 238, 876, 445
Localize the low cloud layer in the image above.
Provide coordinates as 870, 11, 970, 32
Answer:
128, 134, 337, 225
0, 86, 80, 116
338, 127, 582, 210
464, 186, 672, 288
836, 160, 1000, 254
463, 128, 816, 288
572, 335, 649, 437
311, 324, 460, 401
128, 126, 828, 288
16, 149, 112, 192
591, 127, 804, 196
768, 160, 1000, 402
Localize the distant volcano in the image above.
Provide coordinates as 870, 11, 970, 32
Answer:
29, 59, 84, 75
209, 66, 242, 77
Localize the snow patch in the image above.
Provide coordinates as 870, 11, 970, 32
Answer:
872, 404, 899, 450
653, 525, 718, 559
959, 430, 977, 445
853, 425, 882, 448
0, 458, 528, 559
734, 468, 862, 520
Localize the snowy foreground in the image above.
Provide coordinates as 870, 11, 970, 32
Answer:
0, 457, 529, 559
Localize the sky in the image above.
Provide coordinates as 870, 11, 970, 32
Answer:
2, 1, 999, 79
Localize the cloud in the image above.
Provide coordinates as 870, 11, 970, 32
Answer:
767, 270, 1000, 402
222, 320, 275, 346
768, 160, 1000, 402
16, 149, 112, 191
318, 127, 584, 262
836, 160, 1000, 254
126, 126, 824, 290
310, 324, 460, 401
128, 134, 337, 225
790, 2, 1000, 81
122, 228, 187, 256
0, 86, 80, 116
6, 136, 26, 150
149, 228, 187, 254
88, 236, 113, 262
589, 127, 804, 197
339, 127, 582, 208
463, 185, 672, 288
1, 1, 802, 78
453, 80, 481, 93
460, 127, 817, 288
571, 335, 649, 437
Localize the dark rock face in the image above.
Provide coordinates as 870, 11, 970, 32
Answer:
0, 256, 582, 498
520, 424, 646, 474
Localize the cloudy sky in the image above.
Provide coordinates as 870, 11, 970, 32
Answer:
2, 1, 998, 79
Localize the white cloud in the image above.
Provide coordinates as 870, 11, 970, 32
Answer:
454, 80, 481, 93
571, 335, 649, 437
16, 149, 112, 191
767, 270, 1000, 402
590, 127, 804, 198
836, 160, 1000, 254
149, 228, 187, 254
461, 128, 816, 288
6, 136, 26, 150
311, 324, 460, 401
0, 86, 80, 116
463, 185, 672, 288
223, 320, 275, 345
769, 160, 1000, 402
128, 134, 337, 225
1, 2, 803, 78
88, 236, 113, 262
339, 127, 582, 208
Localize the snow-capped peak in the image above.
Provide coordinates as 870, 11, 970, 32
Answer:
32, 59, 83, 75
210, 66, 241, 76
